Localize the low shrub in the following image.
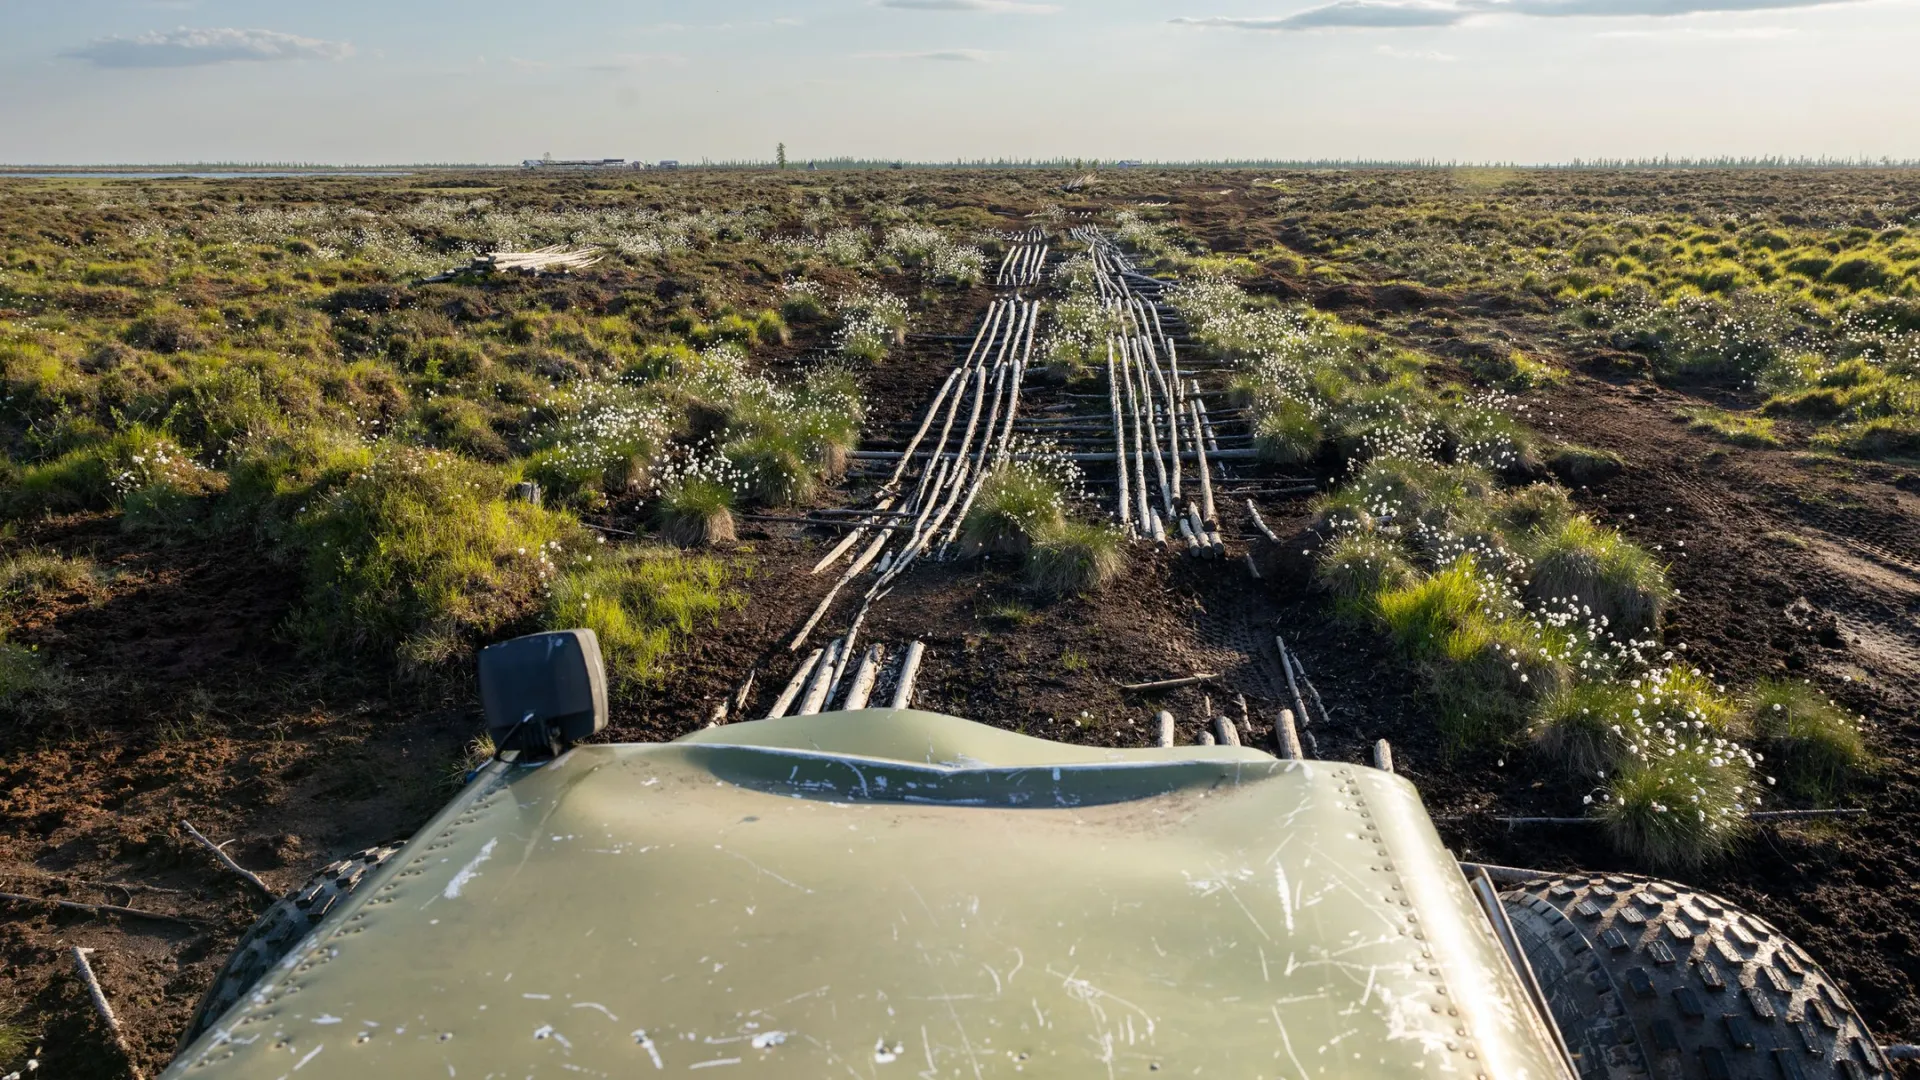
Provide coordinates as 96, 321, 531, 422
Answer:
1524, 517, 1673, 631
544, 545, 737, 685
1025, 520, 1124, 597
1465, 349, 1561, 389
284, 444, 583, 671
1746, 679, 1868, 801
0, 550, 95, 606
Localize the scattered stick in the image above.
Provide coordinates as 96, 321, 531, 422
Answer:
1119, 673, 1218, 693
1246, 500, 1279, 543
0, 891, 196, 925
731, 670, 757, 714
181, 820, 273, 899
1459, 862, 1559, 885
1373, 740, 1395, 774
887, 641, 926, 710
1274, 709, 1304, 760
72, 947, 147, 1080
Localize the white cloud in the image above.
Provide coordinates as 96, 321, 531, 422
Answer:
876, 0, 1059, 13
63, 27, 353, 67
583, 52, 691, 72
855, 48, 997, 60
1172, 0, 1864, 31
1597, 24, 1799, 36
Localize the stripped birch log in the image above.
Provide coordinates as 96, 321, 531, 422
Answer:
1107, 343, 1132, 532
1276, 709, 1305, 761
797, 638, 844, 715
1276, 636, 1312, 731
1373, 739, 1395, 773
731, 670, 757, 713
788, 525, 895, 651
767, 648, 824, 718
1189, 401, 1216, 527
1198, 731, 1216, 746
843, 645, 886, 710
887, 641, 926, 709
1155, 710, 1175, 748
1211, 715, 1241, 748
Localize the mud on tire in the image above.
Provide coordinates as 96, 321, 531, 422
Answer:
1502, 873, 1891, 1080
176, 845, 403, 1050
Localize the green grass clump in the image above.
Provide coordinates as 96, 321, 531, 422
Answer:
1252, 399, 1324, 464
654, 476, 737, 548
1025, 520, 1125, 597
1682, 407, 1781, 448
1320, 457, 1495, 535
1746, 679, 1869, 800
544, 545, 738, 685
1530, 681, 1639, 777
0, 550, 95, 606
960, 464, 1065, 556
1490, 483, 1574, 536
9, 425, 173, 515
0, 637, 46, 704
1598, 749, 1752, 870
1314, 532, 1416, 609
1524, 517, 1673, 631
285, 444, 583, 670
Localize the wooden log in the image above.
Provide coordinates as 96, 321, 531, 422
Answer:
73, 947, 146, 1080
1119, 673, 1217, 692
1211, 715, 1241, 747
766, 648, 824, 719
887, 641, 926, 710
1245, 552, 1262, 580
1107, 342, 1132, 532
797, 638, 844, 715
842, 645, 886, 710
1275, 636, 1312, 731
1189, 401, 1216, 527
181, 820, 273, 899
1198, 731, 1216, 746
1373, 739, 1395, 773
808, 496, 897, 575
1154, 711, 1175, 748
1275, 709, 1304, 761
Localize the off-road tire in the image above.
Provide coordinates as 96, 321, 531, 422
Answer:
1502, 873, 1890, 1080
176, 845, 402, 1050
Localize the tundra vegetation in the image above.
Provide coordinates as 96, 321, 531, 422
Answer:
1166, 270, 1873, 868
0, 175, 990, 703
1219, 171, 1920, 459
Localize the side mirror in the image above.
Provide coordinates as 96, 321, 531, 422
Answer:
477, 629, 608, 758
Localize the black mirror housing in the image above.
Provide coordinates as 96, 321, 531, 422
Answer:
478, 629, 609, 757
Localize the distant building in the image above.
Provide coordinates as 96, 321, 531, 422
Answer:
1115, 160, 1144, 168
655, 160, 680, 169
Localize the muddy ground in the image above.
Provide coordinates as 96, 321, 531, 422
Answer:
2, 175, 1916, 1078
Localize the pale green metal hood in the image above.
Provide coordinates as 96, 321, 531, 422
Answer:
165, 710, 1570, 1079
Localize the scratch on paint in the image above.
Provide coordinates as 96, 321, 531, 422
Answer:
631, 1030, 664, 1069
716, 847, 812, 893
442, 838, 498, 899
689, 1057, 742, 1069
1270, 1005, 1310, 1080
1273, 865, 1295, 933
293, 1043, 324, 1071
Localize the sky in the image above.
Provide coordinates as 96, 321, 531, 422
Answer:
2, 0, 1919, 164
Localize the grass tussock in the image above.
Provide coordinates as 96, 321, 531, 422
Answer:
1025, 520, 1125, 597
654, 475, 737, 548
1683, 406, 1782, 448
960, 463, 1066, 556
1746, 679, 1869, 801
1524, 516, 1674, 631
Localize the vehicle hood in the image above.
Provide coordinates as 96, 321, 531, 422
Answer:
165, 709, 1568, 1079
